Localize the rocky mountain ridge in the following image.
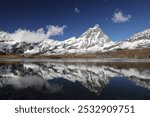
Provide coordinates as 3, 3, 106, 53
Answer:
0, 24, 150, 56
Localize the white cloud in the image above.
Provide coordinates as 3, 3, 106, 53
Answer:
112, 10, 131, 23
74, 7, 80, 14
0, 25, 66, 43
46, 25, 66, 37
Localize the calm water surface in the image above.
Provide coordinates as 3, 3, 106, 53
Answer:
0, 59, 150, 100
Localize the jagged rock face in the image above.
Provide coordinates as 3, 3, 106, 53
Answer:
0, 40, 38, 54
79, 24, 110, 48
0, 25, 110, 54
0, 25, 150, 55
0, 24, 112, 55
128, 29, 150, 42
11, 42, 38, 54
57, 24, 111, 54
109, 29, 150, 50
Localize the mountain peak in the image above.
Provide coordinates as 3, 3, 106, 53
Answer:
127, 28, 150, 42
79, 24, 111, 47
80, 24, 101, 38
94, 24, 100, 28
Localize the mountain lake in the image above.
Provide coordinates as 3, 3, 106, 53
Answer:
0, 58, 150, 100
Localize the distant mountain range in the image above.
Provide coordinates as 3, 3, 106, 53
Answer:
0, 24, 150, 58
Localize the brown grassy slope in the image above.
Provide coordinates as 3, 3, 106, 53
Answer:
0, 48, 150, 58
0, 54, 22, 58
96, 48, 150, 59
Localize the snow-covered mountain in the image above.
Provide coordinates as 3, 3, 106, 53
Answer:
110, 29, 150, 50
0, 25, 150, 55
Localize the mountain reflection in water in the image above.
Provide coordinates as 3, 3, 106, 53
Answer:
0, 62, 150, 100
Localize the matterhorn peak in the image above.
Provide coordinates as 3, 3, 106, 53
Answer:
93, 24, 100, 28
79, 24, 111, 48
80, 24, 101, 38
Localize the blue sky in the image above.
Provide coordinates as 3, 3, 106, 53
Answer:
0, 0, 150, 41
